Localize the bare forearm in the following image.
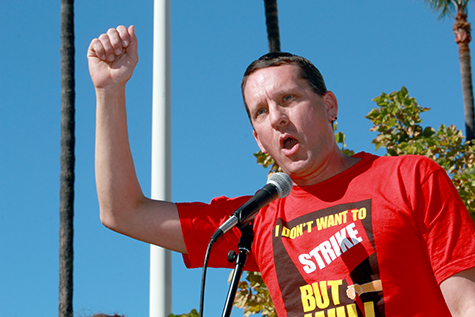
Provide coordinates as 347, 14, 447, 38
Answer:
95, 86, 145, 227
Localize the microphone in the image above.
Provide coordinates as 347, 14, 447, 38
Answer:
210, 172, 292, 243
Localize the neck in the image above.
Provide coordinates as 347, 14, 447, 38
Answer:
290, 150, 360, 187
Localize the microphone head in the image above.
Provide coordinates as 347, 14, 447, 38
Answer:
267, 172, 293, 198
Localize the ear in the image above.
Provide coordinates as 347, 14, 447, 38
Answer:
323, 91, 338, 122
253, 129, 267, 154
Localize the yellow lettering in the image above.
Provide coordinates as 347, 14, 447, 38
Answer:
299, 297, 373, 317
274, 225, 279, 237
314, 211, 351, 232
290, 227, 296, 239
282, 226, 290, 238
334, 213, 343, 226
300, 296, 375, 317
341, 210, 348, 223
296, 224, 303, 237
306, 221, 314, 233
290, 224, 304, 239
300, 285, 316, 312
326, 308, 336, 317
358, 207, 367, 220
335, 306, 346, 317
312, 281, 330, 309
316, 216, 328, 230
327, 280, 342, 305
346, 304, 358, 317
364, 301, 375, 317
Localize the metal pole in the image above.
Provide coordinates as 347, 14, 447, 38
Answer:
150, 0, 172, 316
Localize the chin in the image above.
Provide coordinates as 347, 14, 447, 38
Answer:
280, 162, 309, 178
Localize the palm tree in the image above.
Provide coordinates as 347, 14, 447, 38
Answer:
59, 0, 75, 316
264, 0, 281, 52
424, 0, 475, 141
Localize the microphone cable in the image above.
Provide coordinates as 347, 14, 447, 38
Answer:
199, 240, 214, 317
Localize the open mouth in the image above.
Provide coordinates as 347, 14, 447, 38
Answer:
283, 137, 298, 150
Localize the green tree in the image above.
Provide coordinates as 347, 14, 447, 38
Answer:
367, 86, 475, 220
233, 271, 276, 317
424, 0, 475, 141
59, 0, 75, 316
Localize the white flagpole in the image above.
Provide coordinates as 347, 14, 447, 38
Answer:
150, 0, 172, 316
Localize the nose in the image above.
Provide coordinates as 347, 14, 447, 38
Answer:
269, 104, 289, 129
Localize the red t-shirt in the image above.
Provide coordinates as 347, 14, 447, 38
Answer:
178, 153, 475, 316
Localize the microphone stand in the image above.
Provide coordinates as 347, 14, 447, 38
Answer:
221, 222, 255, 317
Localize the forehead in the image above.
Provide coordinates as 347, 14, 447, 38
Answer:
244, 64, 307, 102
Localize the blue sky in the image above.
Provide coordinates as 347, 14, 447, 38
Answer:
1, 0, 473, 316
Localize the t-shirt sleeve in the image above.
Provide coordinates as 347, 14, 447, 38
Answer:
414, 159, 475, 284
177, 195, 259, 270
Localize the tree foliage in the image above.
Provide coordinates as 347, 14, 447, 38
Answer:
168, 309, 200, 317
423, 0, 471, 19
233, 271, 276, 317
367, 86, 475, 220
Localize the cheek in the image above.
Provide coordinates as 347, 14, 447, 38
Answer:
256, 129, 273, 147
261, 131, 282, 155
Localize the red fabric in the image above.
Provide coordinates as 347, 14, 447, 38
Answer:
178, 153, 475, 316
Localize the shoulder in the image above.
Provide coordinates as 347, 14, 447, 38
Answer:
351, 153, 448, 189
360, 152, 443, 173
177, 195, 252, 218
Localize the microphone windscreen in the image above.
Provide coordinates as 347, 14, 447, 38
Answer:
267, 172, 292, 198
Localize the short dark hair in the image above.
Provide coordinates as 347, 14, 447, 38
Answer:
241, 52, 327, 119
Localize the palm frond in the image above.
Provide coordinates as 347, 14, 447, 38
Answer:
423, 0, 470, 19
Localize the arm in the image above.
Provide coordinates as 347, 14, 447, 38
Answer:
440, 267, 475, 317
88, 25, 186, 254
346, 280, 382, 300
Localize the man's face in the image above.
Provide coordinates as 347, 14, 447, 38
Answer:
244, 64, 338, 183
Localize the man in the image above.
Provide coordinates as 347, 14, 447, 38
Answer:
88, 25, 475, 316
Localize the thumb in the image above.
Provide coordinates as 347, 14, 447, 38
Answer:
127, 25, 139, 62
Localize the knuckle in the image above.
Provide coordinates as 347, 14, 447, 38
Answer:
98, 33, 109, 41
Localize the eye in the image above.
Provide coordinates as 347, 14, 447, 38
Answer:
283, 94, 293, 102
252, 107, 268, 122
256, 108, 268, 116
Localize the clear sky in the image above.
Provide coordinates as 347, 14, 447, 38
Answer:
1, 1, 473, 316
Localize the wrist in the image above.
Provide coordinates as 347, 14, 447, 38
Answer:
95, 83, 126, 98
95, 84, 127, 108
